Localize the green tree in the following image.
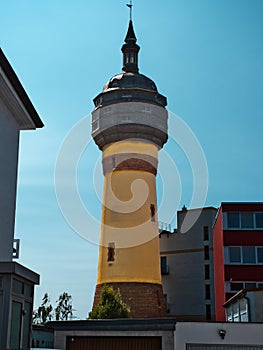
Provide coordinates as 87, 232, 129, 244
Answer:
33, 293, 53, 324
89, 285, 130, 319
55, 292, 74, 320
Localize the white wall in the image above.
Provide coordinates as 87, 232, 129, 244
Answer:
0, 98, 20, 261
175, 321, 263, 349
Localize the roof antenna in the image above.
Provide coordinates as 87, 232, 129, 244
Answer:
126, 0, 133, 21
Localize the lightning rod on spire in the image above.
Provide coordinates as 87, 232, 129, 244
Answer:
126, 0, 133, 21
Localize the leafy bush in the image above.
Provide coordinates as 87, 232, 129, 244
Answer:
89, 285, 130, 319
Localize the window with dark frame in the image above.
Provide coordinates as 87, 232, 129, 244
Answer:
256, 213, 263, 228
226, 211, 263, 229
205, 284, 211, 300
150, 204, 156, 222
227, 212, 240, 228
112, 156, 116, 168
205, 264, 210, 279
257, 247, 263, 263
203, 226, 209, 241
242, 246, 256, 264
229, 246, 241, 263
160, 256, 169, 275
164, 294, 168, 310
228, 246, 263, 264
230, 282, 243, 291
206, 304, 212, 320
241, 212, 254, 228
107, 242, 115, 262
204, 245, 209, 260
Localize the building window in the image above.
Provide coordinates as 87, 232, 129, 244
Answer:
206, 304, 211, 320
150, 204, 156, 222
242, 246, 256, 264
256, 213, 263, 228
227, 212, 240, 228
205, 264, 210, 279
226, 211, 263, 229
227, 246, 263, 264
205, 284, 211, 300
241, 212, 254, 229
203, 226, 209, 241
204, 245, 209, 260
230, 282, 244, 291
24, 284, 33, 298
107, 242, 115, 262
226, 298, 249, 322
163, 294, 169, 313
112, 156, 116, 168
160, 256, 169, 274
229, 247, 241, 263
257, 247, 263, 263
12, 279, 24, 295
228, 281, 261, 293
245, 282, 257, 289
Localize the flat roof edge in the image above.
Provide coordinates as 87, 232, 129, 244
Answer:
47, 318, 177, 331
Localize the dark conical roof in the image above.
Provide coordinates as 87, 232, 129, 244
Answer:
125, 20, 137, 43
103, 72, 157, 92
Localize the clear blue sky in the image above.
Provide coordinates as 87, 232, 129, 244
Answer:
1, 0, 263, 319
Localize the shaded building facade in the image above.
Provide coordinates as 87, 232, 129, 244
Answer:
159, 206, 218, 320
0, 48, 43, 349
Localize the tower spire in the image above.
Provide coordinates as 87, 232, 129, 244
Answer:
121, 16, 140, 73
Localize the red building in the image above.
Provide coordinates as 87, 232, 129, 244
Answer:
213, 202, 263, 320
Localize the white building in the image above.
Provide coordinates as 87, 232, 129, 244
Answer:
0, 48, 43, 349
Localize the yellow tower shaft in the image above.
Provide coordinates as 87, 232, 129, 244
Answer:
97, 140, 162, 285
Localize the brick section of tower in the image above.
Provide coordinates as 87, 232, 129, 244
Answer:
93, 282, 167, 318
102, 153, 158, 175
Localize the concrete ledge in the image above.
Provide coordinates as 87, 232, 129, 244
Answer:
0, 261, 40, 284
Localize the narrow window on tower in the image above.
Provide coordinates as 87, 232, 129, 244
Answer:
150, 204, 156, 222
107, 242, 115, 262
112, 156, 116, 169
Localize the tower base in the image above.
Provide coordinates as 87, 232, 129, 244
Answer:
93, 282, 167, 318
